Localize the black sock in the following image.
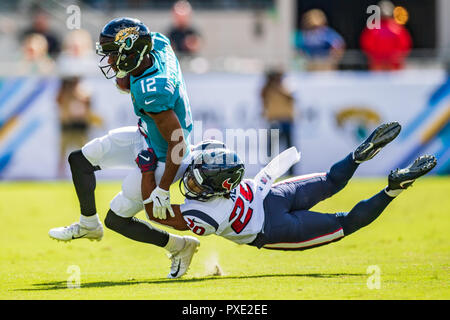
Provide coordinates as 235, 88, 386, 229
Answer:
104, 210, 170, 247
68, 150, 100, 217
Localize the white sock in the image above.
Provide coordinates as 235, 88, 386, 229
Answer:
80, 214, 101, 229
384, 187, 403, 198
164, 234, 186, 254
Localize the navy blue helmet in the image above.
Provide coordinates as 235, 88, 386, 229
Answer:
180, 147, 245, 201
96, 17, 152, 78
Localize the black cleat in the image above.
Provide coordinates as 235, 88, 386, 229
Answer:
388, 155, 437, 190
353, 122, 402, 163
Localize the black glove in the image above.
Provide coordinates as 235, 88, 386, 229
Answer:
135, 148, 157, 173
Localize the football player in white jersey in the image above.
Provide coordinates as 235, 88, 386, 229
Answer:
142, 123, 437, 252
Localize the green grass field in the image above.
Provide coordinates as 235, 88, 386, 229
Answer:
1, 177, 449, 300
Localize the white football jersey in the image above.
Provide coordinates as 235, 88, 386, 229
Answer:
180, 179, 265, 244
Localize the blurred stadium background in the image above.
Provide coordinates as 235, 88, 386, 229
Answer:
0, 0, 448, 180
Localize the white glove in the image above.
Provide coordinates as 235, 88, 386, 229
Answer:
144, 186, 175, 220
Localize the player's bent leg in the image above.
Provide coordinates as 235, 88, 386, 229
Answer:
68, 150, 100, 217
81, 126, 145, 170
251, 154, 437, 251
336, 154, 437, 236
271, 122, 401, 212
259, 191, 391, 250
108, 190, 171, 247
335, 190, 394, 236
249, 207, 345, 251
105, 209, 199, 279
272, 153, 359, 211
109, 190, 199, 279
104, 209, 169, 246
48, 150, 104, 242
49, 128, 145, 242
309, 122, 401, 202
250, 186, 393, 251
325, 152, 360, 195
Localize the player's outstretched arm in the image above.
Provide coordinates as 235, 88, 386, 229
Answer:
141, 171, 188, 231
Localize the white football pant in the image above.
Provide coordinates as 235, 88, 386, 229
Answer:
81, 126, 192, 218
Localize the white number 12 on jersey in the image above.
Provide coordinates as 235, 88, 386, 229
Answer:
140, 78, 156, 93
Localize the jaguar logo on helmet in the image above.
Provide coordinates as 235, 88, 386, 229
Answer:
114, 26, 140, 50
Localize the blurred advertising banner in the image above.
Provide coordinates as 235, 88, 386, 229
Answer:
0, 69, 449, 180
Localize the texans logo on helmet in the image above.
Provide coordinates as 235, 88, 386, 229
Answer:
222, 178, 233, 191
221, 168, 244, 191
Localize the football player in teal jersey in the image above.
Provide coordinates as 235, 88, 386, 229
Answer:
128, 29, 193, 219
49, 18, 199, 279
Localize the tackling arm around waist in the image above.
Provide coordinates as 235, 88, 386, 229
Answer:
141, 171, 189, 231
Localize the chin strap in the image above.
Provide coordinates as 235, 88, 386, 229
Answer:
116, 44, 149, 79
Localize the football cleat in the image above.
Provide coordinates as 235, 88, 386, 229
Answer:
388, 155, 437, 190
167, 236, 200, 279
49, 222, 104, 242
353, 122, 401, 163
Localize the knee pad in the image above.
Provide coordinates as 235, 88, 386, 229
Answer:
110, 191, 143, 218
68, 150, 99, 173
81, 136, 111, 167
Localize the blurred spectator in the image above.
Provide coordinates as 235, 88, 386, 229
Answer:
261, 69, 296, 175
0, 16, 21, 67
57, 29, 98, 77
56, 29, 100, 177
294, 9, 345, 71
17, 33, 55, 75
167, 0, 202, 56
21, 11, 61, 58
360, 1, 412, 71
56, 77, 101, 177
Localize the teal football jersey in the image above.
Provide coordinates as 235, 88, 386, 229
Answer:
130, 32, 193, 161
